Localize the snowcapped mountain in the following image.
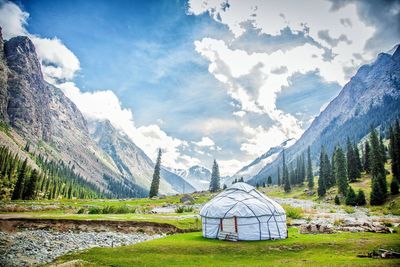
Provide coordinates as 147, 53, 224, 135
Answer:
224, 138, 296, 185
172, 165, 211, 191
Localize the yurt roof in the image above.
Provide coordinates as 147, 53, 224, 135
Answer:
200, 182, 285, 218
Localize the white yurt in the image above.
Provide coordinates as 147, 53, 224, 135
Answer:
200, 182, 287, 241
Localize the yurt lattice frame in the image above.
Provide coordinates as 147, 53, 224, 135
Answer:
200, 183, 287, 241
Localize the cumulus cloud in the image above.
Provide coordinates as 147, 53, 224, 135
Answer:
194, 137, 215, 147
32, 37, 80, 82
0, 1, 28, 39
0, 1, 201, 170
188, 0, 398, 158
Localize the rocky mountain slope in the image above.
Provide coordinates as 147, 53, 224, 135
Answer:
0, 28, 190, 196
88, 119, 195, 194
249, 45, 400, 185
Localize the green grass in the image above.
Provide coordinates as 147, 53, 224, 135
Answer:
54, 228, 400, 267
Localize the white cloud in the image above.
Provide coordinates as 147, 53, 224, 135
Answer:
0, 2, 201, 170
32, 37, 80, 81
218, 159, 245, 177
0, 1, 28, 39
189, 0, 383, 156
240, 124, 290, 157
194, 136, 215, 147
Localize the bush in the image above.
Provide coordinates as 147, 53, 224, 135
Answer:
334, 195, 340, 205
391, 178, 399, 195
115, 205, 135, 214
345, 187, 357, 206
77, 208, 85, 214
356, 189, 366, 206
88, 206, 102, 214
283, 204, 303, 219
344, 206, 355, 214
175, 206, 194, 213
102, 205, 116, 214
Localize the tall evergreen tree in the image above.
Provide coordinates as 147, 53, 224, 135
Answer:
149, 149, 162, 198
267, 176, 272, 186
277, 167, 281, 186
369, 128, 387, 203
282, 150, 291, 193
391, 178, 399, 195
353, 144, 362, 176
24, 169, 38, 200
389, 121, 400, 182
347, 138, 358, 182
11, 159, 28, 200
307, 146, 313, 190
363, 141, 371, 173
335, 147, 348, 196
209, 160, 221, 192
317, 147, 326, 197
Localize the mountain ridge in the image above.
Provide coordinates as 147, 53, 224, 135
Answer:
249, 44, 400, 185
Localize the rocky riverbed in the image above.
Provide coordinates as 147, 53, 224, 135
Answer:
0, 229, 164, 267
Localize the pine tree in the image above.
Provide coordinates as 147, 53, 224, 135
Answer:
11, 159, 28, 200
277, 167, 281, 186
363, 141, 371, 173
356, 189, 366, 206
149, 149, 162, 198
345, 187, 357, 206
239, 177, 244, 182
282, 150, 291, 193
318, 147, 326, 197
391, 178, 399, 195
223, 184, 227, 190
307, 146, 313, 190
369, 128, 387, 203
389, 121, 400, 182
370, 177, 383, 205
353, 144, 362, 176
24, 169, 38, 200
267, 176, 272, 186
335, 147, 348, 196
209, 159, 221, 192
346, 138, 358, 182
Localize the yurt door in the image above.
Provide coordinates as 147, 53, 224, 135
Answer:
218, 217, 238, 241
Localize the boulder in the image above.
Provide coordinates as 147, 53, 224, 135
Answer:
180, 194, 194, 204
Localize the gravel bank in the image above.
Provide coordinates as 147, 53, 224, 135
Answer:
0, 230, 164, 267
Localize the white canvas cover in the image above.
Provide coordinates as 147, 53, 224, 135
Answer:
200, 182, 287, 240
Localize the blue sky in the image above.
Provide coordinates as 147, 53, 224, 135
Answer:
1, 0, 399, 175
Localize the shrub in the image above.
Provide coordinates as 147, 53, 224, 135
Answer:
88, 206, 102, 214
283, 204, 303, 219
175, 206, 194, 213
116, 205, 135, 214
77, 208, 85, 214
344, 206, 355, 214
356, 189, 366, 206
345, 187, 357, 206
334, 195, 340, 205
102, 205, 116, 214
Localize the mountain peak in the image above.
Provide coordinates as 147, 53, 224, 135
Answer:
5, 35, 43, 81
